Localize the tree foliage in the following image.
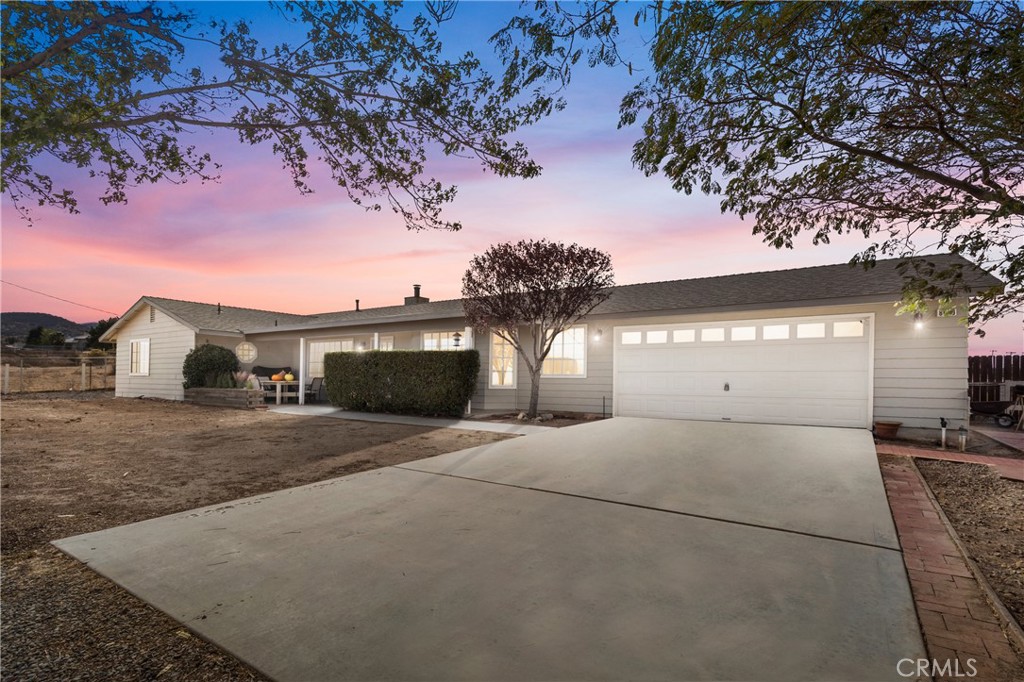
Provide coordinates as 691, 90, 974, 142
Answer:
181, 343, 239, 389
1, 1, 555, 230
86, 316, 119, 348
496, 1, 1024, 327
25, 325, 65, 346
462, 239, 613, 417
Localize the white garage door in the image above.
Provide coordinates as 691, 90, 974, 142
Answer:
614, 314, 871, 428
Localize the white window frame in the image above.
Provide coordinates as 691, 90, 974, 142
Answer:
542, 324, 587, 378
235, 341, 258, 363
129, 338, 150, 376
489, 332, 517, 389
422, 331, 460, 351
307, 339, 354, 378
378, 335, 395, 351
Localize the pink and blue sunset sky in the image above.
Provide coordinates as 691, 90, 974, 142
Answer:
2, 2, 1020, 353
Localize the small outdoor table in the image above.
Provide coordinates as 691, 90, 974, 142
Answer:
262, 380, 300, 405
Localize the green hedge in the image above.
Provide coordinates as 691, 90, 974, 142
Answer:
325, 350, 480, 417
182, 344, 240, 389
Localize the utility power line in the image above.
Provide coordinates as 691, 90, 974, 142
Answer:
0, 280, 120, 316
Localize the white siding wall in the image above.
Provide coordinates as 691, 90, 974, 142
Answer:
872, 303, 969, 428
114, 305, 196, 400
493, 302, 969, 428
237, 301, 970, 428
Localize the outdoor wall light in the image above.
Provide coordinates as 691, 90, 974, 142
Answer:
452, 332, 462, 348
593, 329, 603, 342
913, 312, 925, 330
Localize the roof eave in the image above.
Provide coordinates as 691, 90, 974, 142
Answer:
99, 296, 199, 342
246, 309, 466, 335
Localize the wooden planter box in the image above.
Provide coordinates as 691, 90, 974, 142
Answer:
185, 388, 266, 410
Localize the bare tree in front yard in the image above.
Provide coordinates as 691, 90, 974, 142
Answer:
462, 240, 614, 418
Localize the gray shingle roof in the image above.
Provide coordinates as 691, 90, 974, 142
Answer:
250, 253, 999, 333
144, 296, 310, 333
112, 254, 997, 338
591, 253, 1001, 315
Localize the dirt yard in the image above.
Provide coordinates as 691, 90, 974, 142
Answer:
917, 460, 1024, 630
1, 393, 512, 681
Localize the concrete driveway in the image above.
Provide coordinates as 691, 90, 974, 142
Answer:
54, 418, 924, 681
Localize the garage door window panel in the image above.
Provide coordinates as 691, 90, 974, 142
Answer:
833, 321, 865, 337
701, 328, 725, 342
673, 329, 696, 343
796, 323, 826, 339
731, 326, 757, 341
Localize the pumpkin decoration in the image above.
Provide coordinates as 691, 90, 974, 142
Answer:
271, 372, 284, 381
284, 373, 295, 381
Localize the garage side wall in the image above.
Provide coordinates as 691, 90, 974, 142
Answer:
500, 301, 967, 428
114, 306, 196, 401
872, 302, 970, 430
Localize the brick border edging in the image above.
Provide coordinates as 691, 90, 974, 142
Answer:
908, 459, 1024, 659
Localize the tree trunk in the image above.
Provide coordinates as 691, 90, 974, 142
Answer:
527, 367, 542, 418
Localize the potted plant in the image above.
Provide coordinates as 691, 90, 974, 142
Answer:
873, 420, 902, 439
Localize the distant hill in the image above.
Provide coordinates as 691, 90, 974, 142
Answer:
1, 312, 94, 341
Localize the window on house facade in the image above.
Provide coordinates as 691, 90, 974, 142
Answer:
378, 336, 395, 351
129, 339, 150, 376
490, 333, 516, 388
308, 339, 354, 377
235, 342, 258, 363
542, 325, 586, 377
422, 331, 459, 350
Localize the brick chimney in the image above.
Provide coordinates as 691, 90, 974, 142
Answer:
404, 284, 430, 306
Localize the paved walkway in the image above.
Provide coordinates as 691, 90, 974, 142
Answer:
880, 461, 1024, 681
973, 425, 1024, 453
269, 404, 554, 435
876, 443, 1024, 482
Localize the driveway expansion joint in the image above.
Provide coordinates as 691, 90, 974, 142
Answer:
395, 463, 904, 553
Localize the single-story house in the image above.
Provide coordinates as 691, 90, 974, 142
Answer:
100, 254, 1000, 432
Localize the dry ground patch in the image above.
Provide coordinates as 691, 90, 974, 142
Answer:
916, 460, 1024, 630
1, 393, 511, 681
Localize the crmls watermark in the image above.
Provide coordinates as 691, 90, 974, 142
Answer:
898, 658, 978, 678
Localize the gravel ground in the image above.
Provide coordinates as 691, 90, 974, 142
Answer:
1, 393, 511, 681
917, 459, 1024, 629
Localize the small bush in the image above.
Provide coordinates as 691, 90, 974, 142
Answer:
325, 350, 479, 417
182, 344, 240, 389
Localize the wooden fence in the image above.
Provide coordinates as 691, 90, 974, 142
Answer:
0, 349, 114, 394
968, 354, 1024, 402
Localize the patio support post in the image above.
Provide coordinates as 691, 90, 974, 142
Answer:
298, 337, 306, 405
373, 332, 379, 350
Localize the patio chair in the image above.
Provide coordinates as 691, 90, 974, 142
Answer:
255, 375, 275, 402
305, 376, 324, 403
